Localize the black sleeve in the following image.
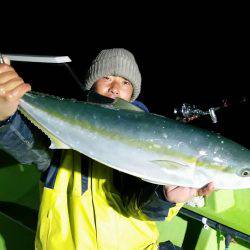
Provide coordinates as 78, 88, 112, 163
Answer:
0, 111, 52, 171
113, 170, 177, 221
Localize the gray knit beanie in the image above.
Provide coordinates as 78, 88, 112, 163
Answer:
84, 48, 141, 101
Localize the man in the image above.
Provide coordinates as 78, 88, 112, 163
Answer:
0, 48, 213, 249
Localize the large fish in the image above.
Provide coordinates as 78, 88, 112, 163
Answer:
18, 91, 250, 189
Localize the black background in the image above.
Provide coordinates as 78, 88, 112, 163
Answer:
1, 19, 249, 148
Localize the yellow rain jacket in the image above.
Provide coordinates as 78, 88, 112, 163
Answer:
35, 150, 183, 250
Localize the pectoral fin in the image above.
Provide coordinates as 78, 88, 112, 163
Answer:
151, 160, 188, 170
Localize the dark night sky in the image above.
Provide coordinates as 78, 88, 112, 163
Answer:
1, 26, 249, 148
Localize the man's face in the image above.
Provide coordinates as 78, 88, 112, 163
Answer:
94, 76, 133, 101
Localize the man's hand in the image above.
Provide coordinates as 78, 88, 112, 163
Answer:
0, 57, 31, 121
163, 182, 215, 203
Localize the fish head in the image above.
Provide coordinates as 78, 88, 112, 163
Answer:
206, 146, 250, 189
230, 152, 250, 189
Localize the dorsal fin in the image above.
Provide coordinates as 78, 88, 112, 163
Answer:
112, 98, 144, 112
87, 90, 144, 112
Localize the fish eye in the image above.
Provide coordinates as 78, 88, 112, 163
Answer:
239, 168, 250, 177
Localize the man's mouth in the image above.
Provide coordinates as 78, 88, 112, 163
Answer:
107, 94, 117, 99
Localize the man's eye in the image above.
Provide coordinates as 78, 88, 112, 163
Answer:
123, 81, 131, 85
103, 76, 110, 80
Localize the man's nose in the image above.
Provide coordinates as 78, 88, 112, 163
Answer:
109, 82, 119, 94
